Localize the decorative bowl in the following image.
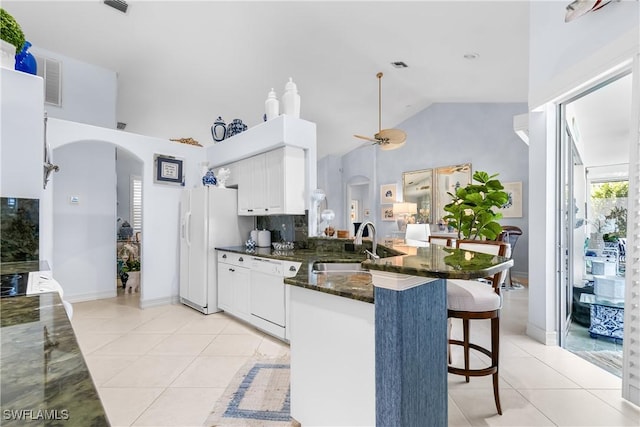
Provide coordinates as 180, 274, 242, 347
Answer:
272, 242, 294, 251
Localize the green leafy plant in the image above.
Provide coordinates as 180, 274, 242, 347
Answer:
122, 259, 140, 272
0, 8, 25, 51
443, 171, 509, 240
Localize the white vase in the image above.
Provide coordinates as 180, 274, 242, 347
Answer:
0, 40, 16, 70
265, 88, 279, 120
281, 77, 300, 118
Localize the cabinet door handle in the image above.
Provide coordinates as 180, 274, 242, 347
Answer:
229, 268, 235, 272
239, 257, 244, 262
289, 266, 297, 271
265, 208, 269, 211
222, 254, 227, 259
248, 209, 254, 212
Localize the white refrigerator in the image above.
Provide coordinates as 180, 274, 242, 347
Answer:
179, 186, 252, 314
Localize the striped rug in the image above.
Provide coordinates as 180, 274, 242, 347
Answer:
205, 357, 297, 427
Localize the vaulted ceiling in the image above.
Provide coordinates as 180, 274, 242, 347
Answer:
4, 1, 532, 159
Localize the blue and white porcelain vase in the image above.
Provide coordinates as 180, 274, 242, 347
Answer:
15, 41, 37, 75
202, 169, 217, 186
211, 116, 227, 142
226, 119, 247, 138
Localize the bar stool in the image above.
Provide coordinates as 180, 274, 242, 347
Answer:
496, 226, 523, 289
447, 239, 511, 415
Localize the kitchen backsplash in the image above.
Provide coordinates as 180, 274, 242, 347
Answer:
256, 212, 308, 246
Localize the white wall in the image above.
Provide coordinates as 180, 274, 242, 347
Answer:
30, 46, 117, 129
527, 0, 639, 343
42, 119, 203, 307
53, 142, 117, 301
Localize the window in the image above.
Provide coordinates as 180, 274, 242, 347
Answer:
130, 176, 142, 233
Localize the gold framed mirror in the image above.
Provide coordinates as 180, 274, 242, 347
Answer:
402, 168, 433, 224
434, 163, 472, 225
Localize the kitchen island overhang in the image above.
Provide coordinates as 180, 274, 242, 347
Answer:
288, 243, 513, 427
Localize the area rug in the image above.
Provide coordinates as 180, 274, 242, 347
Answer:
204, 357, 297, 427
572, 350, 623, 377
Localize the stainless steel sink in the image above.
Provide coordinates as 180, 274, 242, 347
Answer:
312, 262, 366, 273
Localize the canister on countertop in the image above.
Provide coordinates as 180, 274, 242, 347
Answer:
250, 229, 259, 243
257, 229, 271, 248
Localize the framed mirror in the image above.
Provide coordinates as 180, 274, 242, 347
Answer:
402, 169, 433, 224
434, 163, 472, 225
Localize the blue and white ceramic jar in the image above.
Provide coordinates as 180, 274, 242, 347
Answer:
211, 117, 227, 142
226, 119, 247, 138
202, 169, 217, 186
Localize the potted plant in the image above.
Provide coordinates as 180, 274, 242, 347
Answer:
443, 171, 509, 240
122, 259, 141, 293
0, 8, 25, 68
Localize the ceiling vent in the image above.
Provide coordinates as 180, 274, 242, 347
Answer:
104, 0, 129, 14
391, 61, 408, 69
34, 55, 62, 106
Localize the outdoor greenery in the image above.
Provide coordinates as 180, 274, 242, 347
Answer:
590, 181, 628, 238
0, 8, 25, 51
443, 171, 509, 240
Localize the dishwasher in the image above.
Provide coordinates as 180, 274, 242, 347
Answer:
249, 256, 300, 339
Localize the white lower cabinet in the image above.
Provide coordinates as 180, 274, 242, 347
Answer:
217, 252, 251, 322
217, 250, 301, 341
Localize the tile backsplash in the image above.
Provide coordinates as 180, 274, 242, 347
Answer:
256, 212, 308, 246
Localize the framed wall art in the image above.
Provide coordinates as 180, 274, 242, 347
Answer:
381, 205, 395, 221
380, 184, 397, 204
154, 154, 184, 186
500, 181, 523, 218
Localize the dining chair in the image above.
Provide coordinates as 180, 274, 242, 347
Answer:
428, 236, 452, 246
496, 226, 523, 289
447, 239, 511, 415
404, 223, 430, 247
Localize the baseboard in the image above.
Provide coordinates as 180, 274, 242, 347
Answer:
140, 295, 179, 309
66, 289, 117, 303
526, 322, 558, 345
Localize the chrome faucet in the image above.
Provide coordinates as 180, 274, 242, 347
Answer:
354, 221, 379, 260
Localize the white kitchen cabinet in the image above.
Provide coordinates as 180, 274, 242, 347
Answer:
217, 251, 251, 321
238, 146, 305, 216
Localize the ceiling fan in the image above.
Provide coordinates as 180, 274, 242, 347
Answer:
354, 72, 407, 151
564, 0, 616, 23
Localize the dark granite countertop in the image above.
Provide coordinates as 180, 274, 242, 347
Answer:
216, 239, 513, 304
363, 245, 514, 280
1, 260, 50, 275
0, 292, 109, 426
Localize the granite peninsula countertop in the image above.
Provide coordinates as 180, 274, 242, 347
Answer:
0, 292, 109, 426
217, 239, 512, 304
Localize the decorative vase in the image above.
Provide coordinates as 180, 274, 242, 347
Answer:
211, 116, 227, 142
226, 119, 247, 138
589, 232, 605, 251
0, 40, 16, 70
217, 167, 230, 188
265, 88, 279, 120
14, 41, 36, 75
282, 77, 300, 118
202, 169, 217, 186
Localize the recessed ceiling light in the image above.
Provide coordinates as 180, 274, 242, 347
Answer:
391, 61, 408, 69
463, 53, 479, 60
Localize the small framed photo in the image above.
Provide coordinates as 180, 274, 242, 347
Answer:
381, 205, 395, 221
154, 154, 184, 186
380, 184, 397, 204
500, 181, 523, 218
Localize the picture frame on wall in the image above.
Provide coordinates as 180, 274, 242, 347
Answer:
380, 184, 397, 204
154, 154, 184, 186
500, 181, 523, 218
381, 205, 395, 221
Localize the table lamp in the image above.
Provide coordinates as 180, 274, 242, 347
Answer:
393, 202, 417, 232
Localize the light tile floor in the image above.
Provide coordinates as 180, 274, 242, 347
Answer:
71, 287, 640, 427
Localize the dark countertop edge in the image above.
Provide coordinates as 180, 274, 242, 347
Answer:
363, 257, 514, 280
284, 278, 374, 304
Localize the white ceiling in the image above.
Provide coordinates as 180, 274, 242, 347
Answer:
4, 1, 532, 159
